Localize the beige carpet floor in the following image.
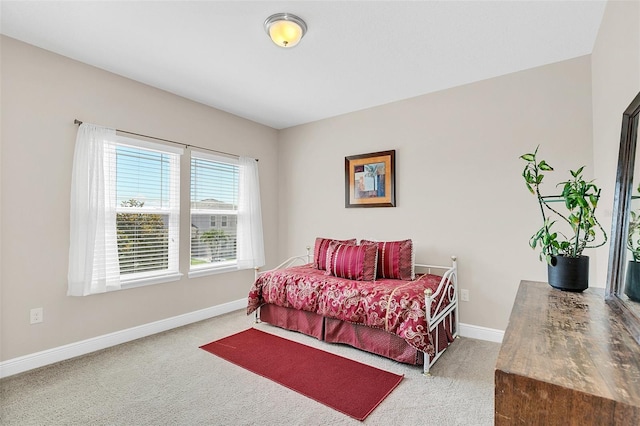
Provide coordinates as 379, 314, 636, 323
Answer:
0, 310, 500, 425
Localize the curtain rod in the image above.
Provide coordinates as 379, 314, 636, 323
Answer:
73, 119, 257, 161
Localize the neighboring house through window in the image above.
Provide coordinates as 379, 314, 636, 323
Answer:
190, 152, 239, 273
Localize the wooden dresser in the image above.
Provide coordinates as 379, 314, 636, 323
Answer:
495, 280, 640, 425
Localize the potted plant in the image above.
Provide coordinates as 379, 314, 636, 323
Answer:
626, 186, 640, 301
520, 146, 607, 291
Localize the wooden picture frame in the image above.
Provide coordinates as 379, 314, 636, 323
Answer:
344, 150, 395, 208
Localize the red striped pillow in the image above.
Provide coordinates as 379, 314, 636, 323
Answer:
313, 237, 357, 270
361, 239, 414, 280
326, 242, 378, 281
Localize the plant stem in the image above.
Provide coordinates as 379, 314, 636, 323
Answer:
574, 209, 582, 257
533, 164, 551, 257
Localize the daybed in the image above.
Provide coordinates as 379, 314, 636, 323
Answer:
246, 238, 458, 375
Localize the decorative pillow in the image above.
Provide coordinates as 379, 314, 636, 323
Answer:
326, 241, 378, 281
313, 237, 357, 270
360, 239, 414, 280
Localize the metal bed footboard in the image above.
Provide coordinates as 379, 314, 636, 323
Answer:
418, 255, 458, 376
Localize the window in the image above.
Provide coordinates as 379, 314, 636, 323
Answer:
190, 152, 239, 273
115, 137, 181, 286
69, 123, 263, 296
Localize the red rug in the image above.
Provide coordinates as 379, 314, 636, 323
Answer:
200, 328, 403, 421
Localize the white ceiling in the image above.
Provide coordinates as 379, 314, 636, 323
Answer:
1, 1, 607, 129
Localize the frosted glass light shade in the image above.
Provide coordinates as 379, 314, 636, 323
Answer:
264, 13, 307, 48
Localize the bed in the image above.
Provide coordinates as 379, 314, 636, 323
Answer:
246, 238, 458, 375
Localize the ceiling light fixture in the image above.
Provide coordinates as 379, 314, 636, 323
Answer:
264, 13, 307, 48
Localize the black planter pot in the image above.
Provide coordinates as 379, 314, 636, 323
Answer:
625, 261, 640, 302
547, 255, 589, 292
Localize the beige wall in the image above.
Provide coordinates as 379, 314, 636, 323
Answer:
278, 56, 594, 331
276, 0, 640, 332
0, 36, 279, 361
591, 0, 640, 287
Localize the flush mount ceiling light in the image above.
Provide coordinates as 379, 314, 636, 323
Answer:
264, 13, 307, 48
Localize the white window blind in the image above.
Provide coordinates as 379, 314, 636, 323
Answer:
115, 137, 181, 285
190, 152, 239, 272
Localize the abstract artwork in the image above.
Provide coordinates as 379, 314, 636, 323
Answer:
345, 150, 395, 208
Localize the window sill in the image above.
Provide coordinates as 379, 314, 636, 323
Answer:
119, 272, 183, 290
188, 263, 239, 279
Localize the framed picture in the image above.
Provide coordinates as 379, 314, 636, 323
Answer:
344, 150, 395, 208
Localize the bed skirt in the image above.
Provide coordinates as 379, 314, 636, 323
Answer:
259, 303, 325, 341
259, 303, 455, 366
324, 316, 424, 365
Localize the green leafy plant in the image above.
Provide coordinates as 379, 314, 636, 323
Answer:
521, 146, 607, 264
628, 184, 640, 262
200, 228, 229, 261
116, 199, 168, 273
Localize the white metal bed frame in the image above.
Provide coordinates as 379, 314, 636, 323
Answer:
418, 256, 458, 375
254, 248, 458, 376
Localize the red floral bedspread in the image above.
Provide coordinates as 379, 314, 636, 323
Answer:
247, 264, 452, 356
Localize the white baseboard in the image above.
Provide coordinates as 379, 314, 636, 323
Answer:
0, 298, 246, 379
459, 322, 504, 343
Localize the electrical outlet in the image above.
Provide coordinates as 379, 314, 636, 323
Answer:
460, 289, 470, 302
30, 308, 43, 324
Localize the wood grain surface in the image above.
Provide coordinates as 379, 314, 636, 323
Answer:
495, 281, 640, 425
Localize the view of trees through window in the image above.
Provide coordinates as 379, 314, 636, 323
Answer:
114, 141, 179, 279
191, 224, 236, 264
116, 199, 168, 274
190, 209, 237, 266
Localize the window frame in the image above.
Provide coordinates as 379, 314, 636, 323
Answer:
189, 151, 240, 278
115, 136, 183, 289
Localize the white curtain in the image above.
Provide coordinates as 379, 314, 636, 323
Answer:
67, 123, 120, 296
237, 157, 265, 269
